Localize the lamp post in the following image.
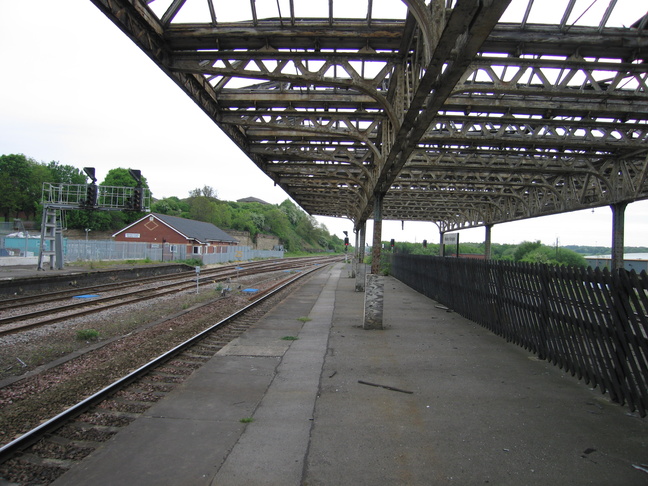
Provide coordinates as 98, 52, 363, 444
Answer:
85, 228, 91, 261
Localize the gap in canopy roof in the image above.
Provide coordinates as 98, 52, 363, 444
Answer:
147, 0, 409, 24
146, 0, 641, 28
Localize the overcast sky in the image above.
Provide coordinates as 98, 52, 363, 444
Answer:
1, 0, 647, 249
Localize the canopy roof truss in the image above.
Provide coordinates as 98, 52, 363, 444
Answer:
91, 0, 648, 232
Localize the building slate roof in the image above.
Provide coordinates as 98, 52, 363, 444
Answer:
154, 214, 238, 244
114, 213, 238, 244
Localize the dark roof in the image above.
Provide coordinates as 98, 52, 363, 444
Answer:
237, 197, 269, 205
114, 213, 238, 244
154, 214, 238, 244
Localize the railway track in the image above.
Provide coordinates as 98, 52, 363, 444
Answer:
0, 256, 340, 336
0, 259, 336, 484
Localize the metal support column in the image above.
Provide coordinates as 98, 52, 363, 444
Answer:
349, 229, 358, 278
365, 196, 384, 329
611, 202, 627, 272
370, 194, 383, 275
355, 221, 367, 292
485, 224, 492, 260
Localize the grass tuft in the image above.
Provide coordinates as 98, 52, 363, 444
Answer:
76, 329, 100, 341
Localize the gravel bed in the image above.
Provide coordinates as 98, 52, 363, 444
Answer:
0, 271, 291, 449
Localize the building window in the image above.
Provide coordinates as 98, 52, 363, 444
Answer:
193, 246, 202, 255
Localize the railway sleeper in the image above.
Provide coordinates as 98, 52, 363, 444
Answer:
77, 409, 139, 427
174, 354, 210, 363
96, 398, 151, 415
156, 365, 194, 376
115, 389, 168, 401
57, 421, 121, 438
192, 344, 222, 353
166, 361, 205, 371
11, 452, 75, 471
32, 436, 96, 461
145, 371, 187, 383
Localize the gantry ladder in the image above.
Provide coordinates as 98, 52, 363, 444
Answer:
37, 206, 64, 270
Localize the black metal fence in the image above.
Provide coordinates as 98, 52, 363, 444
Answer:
390, 254, 648, 417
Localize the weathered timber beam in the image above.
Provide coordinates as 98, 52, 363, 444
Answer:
418, 133, 644, 153
482, 24, 648, 59
374, 0, 512, 196
442, 97, 648, 120
165, 20, 405, 51
172, 50, 399, 62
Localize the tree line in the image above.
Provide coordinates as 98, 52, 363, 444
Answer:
0, 154, 344, 253
385, 240, 589, 267
151, 188, 344, 252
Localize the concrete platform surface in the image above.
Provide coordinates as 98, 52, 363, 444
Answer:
51, 262, 648, 485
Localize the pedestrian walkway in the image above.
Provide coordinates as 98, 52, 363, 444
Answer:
52, 262, 648, 485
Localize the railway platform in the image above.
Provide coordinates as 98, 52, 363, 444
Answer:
48, 261, 647, 485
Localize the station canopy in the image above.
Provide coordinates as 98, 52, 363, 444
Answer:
92, 0, 648, 232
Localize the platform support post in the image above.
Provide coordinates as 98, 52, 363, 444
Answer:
355, 222, 367, 292
611, 202, 627, 272
364, 273, 384, 329
485, 224, 492, 260
370, 194, 383, 275
365, 195, 384, 329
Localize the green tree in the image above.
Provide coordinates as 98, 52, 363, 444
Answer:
151, 196, 189, 216
188, 196, 217, 222
0, 154, 48, 221
102, 167, 149, 189
514, 240, 543, 261
46, 161, 86, 184
189, 185, 218, 199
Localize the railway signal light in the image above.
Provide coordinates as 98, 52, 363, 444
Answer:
132, 187, 144, 211
129, 169, 142, 185
85, 184, 98, 207
83, 167, 97, 184
344, 237, 349, 252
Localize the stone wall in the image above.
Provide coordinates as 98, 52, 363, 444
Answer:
256, 233, 280, 251
225, 230, 253, 247
223, 231, 280, 250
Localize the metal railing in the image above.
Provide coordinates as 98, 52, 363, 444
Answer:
64, 240, 187, 262
1, 238, 284, 264
390, 254, 648, 417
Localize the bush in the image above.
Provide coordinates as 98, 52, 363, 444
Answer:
76, 329, 100, 341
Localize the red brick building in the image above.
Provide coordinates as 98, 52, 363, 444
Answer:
112, 213, 238, 257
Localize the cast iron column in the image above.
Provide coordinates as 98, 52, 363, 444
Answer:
371, 194, 384, 275
611, 202, 627, 272
485, 224, 492, 260
355, 221, 367, 292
